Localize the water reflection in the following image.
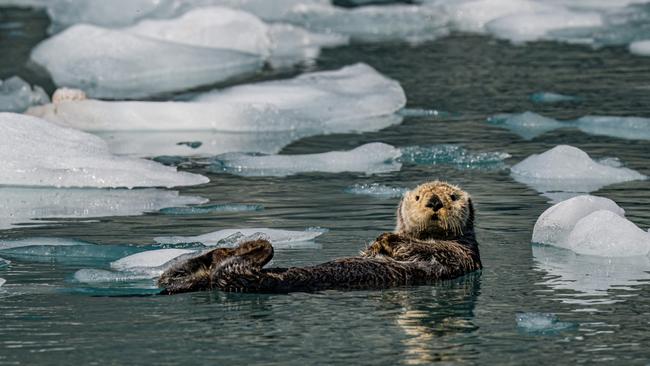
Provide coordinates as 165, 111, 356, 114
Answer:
532, 244, 650, 306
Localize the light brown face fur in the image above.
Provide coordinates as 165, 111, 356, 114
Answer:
396, 181, 473, 240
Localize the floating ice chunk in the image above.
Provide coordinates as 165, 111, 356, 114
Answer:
159, 203, 263, 215
400, 145, 510, 169
487, 112, 566, 140
532, 244, 650, 304
182, 0, 331, 23
511, 145, 646, 196
284, 3, 448, 43
73, 268, 158, 283
31, 24, 263, 98
0, 186, 206, 230
0, 278, 5, 287
575, 115, 650, 141
516, 313, 575, 333
529, 92, 580, 104
0, 237, 142, 263
0, 76, 49, 112
532, 195, 625, 249
344, 183, 407, 198
155, 227, 326, 247
267, 23, 349, 67
212, 143, 402, 177
630, 40, 650, 56
485, 9, 602, 43
0, 258, 9, 268
45, 0, 179, 29
123, 7, 272, 57
110, 249, 197, 271
567, 210, 650, 257
0, 113, 208, 188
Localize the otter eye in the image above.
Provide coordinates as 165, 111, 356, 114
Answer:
415, 195, 420, 201
450, 193, 459, 201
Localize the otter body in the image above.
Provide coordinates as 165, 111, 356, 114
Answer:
158, 181, 481, 294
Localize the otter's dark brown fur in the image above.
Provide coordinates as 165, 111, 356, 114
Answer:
158, 181, 481, 294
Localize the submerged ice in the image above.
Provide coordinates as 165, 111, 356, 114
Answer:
154, 227, 326, 247
0, 237, 142, 263
515, 313, 575, 333
0, 76, 49, 112
0, 113, 208, 188
159, 203, 263, 215
529, 92, 580, 104
0, 186, 206, 230
511, 145, 646, 198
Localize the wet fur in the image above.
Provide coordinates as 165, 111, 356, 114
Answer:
158, 181, 482, 294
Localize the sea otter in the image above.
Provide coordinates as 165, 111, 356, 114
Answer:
158, 181, 481, 294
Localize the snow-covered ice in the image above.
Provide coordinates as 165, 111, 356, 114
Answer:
30, 24, 263, 98
0, 113, 208, 188
515, 313, 575, 333
0, 76, 49, 112
344, 183, 407, 198
159, 203, 263, 215
0, 186, 207, 230
110, 249, 197, 271
212, 142, 402, 177
529, 92, 580, 104
155, 227, 326, 247
532, 195, 625, 249
487, 112, 566, 140
511, 145, 646, 197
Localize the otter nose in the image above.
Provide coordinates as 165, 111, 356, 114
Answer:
425, 195, 444, 212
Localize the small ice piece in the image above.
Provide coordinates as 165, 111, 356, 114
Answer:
159, 204, 264, 215
344, 183, 407, 198
0, 186, 206, 230
0, 278, 5, 287
110, 249, 197, 271
399, 145, 511, 168
267, 23, 349, 67
0, 258, 9, 268
30, 24, 263, 98
630, 40, 650, 56
487, 112, 565, 140
532, 244, 650, 303
0, 76, 49, 112
567, 210, 650, 257
574, 115, 650, 141
511, 145, 646, 196
123, 7, 272, 57
283, 3, 449, 43
212, 143, 402, 177
530, 92, 580, 104
0, 113, 208, 188
516, 313, 575, 333
0, 237, 142, 263
485, 9, 602, 44
532, 195, 625, 249
154, 227, 326, 247
73, 268, 158, 283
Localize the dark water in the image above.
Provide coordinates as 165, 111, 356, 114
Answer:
2, 7, 650, 366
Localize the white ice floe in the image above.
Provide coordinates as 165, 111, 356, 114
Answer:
574, 115, 650, 141
0, 278, 5, 288
532, 244, 650, 305
266, 23, 348, 67
30, 24, 263, 99
0, 237, 142, 263
155, 227, 326, 247
213, 142, 402, 177
0, 76, 49, 113
532, 195, 625, 249
630, 40, 650, 56
0, 113, 208, 188
529, 92, 580, 104
511, 145, 646, 198
487, 112, 566, 140
110, 249, 197, 271
515, 313, 575, 333
344, 183, 407, 198
0, 186, 206, 230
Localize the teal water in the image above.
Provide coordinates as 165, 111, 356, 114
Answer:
2, 7, 650, 365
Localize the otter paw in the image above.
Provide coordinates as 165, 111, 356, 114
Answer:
231, 239, 274, 268
364, 233, 402, 257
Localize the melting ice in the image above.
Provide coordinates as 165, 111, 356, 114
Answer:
0, 76, 49, 112
0, 113, 208, 188
0, 237, 143, 264
529, 92, 580, 104
154, 227, 326, 247
515, 313, 575, 333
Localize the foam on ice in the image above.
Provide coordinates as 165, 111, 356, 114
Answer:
511, 145, 646, 196
0, 186, 207, 230
0, 113, 208, 188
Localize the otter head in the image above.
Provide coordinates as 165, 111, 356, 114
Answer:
396, 181, 475, 241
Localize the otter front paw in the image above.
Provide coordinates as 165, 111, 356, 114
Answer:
363, 233, 402, 257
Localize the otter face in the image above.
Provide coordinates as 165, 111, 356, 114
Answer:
396, 181, 473, 240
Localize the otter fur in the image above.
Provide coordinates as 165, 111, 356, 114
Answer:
158, 181, 481, 294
